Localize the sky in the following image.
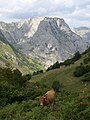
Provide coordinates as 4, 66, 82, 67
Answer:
0, 0, 90, 28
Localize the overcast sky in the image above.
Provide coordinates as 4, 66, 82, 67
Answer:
0, 0, 90, 28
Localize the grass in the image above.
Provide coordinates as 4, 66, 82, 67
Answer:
30, 53, 90, 93
0, 48, 90, 120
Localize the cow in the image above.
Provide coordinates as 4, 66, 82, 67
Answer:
37, 89, 56, 106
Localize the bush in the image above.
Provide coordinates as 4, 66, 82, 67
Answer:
33, 70, 43, 75
47, 61, 60, 71
63, 51, 81, 66
63, 59, 74, 66
0, 67, 42, 106
73, 51, 81, 61
73, 65, 88, 77
22, 74, 32, 81
52, 81, 61, 92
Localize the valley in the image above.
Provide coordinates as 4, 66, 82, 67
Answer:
0, 17, 90, 120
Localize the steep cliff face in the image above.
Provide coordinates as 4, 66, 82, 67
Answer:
0, 17, 88, 68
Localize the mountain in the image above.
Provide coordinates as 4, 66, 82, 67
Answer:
0, 30, 43, 74
0, 17, 89, 68
74, 27, 90, 45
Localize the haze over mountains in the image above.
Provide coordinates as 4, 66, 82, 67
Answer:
74, 27, 90, 45
0, 17, 90, 71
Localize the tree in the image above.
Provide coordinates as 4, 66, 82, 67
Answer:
22, 74, 32, 81
73, 51, 81, 61
12, 69, 22, 87
46, 61, 60, 71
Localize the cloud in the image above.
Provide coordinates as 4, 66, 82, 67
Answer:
0, 0, 90, 27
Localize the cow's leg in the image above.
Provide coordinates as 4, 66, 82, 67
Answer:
51, 100, 55, 106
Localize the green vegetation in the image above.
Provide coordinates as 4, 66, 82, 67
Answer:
82, 73, 90, 82
33, 70, 43, 75
63, 51, 81, 66
0, 87, 90, 120
47, 51, 81, 71
73, 64, 90, 77
0, 67, 33, 106
0, 48, 90, 120
52, 81, 61, 92
0, 39, 43, 74
74, 47, 90, 79
47, 61, 60, 71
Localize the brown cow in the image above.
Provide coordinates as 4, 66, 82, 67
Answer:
37, 89, 56, 106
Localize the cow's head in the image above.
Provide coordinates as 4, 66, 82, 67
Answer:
37, 96, 47, 106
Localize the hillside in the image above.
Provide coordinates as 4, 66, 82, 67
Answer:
30, 49, 90, 92
0, 47, 90, 120
0, 30, 43, 74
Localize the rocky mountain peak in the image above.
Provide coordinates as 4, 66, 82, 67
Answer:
0, 17, 89, 68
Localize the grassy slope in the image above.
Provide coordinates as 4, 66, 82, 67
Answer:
0, 41, 43, 74
0, 49, 90, 120
30, 53, 90, 93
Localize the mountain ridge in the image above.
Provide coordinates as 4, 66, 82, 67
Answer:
0, 17, 89, 68
74, 27, 90, 47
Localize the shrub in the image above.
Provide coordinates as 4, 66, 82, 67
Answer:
63, 51, 81, 66
33, 70, 43, 75
0, 67, 41, 106
47, 61, 60, 71
52, 81, 61, 92
52, 61, 60, 69
63, 59, 74, 66
73, 65, 88, 77
22, 74, 32, 81
72, 51, 81, 61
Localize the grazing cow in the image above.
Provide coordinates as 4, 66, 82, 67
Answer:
37, 89, 56, 106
